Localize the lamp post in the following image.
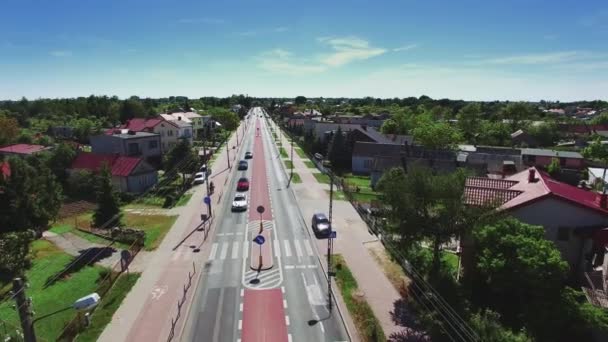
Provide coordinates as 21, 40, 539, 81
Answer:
290, 131, 294, 179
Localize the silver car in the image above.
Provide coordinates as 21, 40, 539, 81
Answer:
231, 194, 247, 212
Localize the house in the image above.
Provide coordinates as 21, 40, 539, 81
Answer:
370, 156, 402, 188
521, 148, 585, 169
588, 168, 608, 192
160, 112, 203, 139
47, 126, 74, 139
511, 129, 537, 147
352, 142, 403, 175
0, 144, 51, 157
464, 167, 608, 273
458, 145, 523, 177
91, 130, 162, 167
69, 152, 157, 193
109, 118, 182, 154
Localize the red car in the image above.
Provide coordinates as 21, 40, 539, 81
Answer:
237, 177, 250, 191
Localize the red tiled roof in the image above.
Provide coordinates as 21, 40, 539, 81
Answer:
465, 167, 608, 215
123, 118, 163, 132
70, 152, 141, 177
0, 162, 10, 178
111, 156, 141, 177
0, 144, 48, 155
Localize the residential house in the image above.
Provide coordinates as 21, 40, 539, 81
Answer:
352, 142, 404, 175
332, 114, 385, 128
69, 152, 157, 193
511, 129, 537, 147
521, 148, 585, 169
0, 144, 51, 157
160, 112, 203, 139
90, 130, 162, 167
109, 118, 182, 154
370, 156, 401, 188
463, 167, 608, 273
458, 145, 523, 177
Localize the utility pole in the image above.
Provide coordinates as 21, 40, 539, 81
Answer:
290, 129, 294, 179
327, 172, 334, 313
13, 278, 36, 342
226, 138, 231, 169
203, 140, 212, 218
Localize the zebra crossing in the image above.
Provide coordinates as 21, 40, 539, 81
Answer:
191, 238, 317, 261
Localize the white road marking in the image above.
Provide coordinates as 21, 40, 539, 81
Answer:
283, 240, 292, 257
319, 321, 325, 333
220, 243, 229, 260
288, 334, 293, 342
304, 239, 314, 256
296, 265, 307, 269
150, 285, 168, 300
307, 264, 317, 269
285, 265, 295, 269
240, 303, 243, 312
238, 320, 242, 330
294, 240, 303, 259
274, 240, 280, 258
281, 286, 285, 294
285, 315, 290, 326
283, 299, 288, 309
232, 241, 239, 259
209, 243, 218, 260
240, 289, 244, 296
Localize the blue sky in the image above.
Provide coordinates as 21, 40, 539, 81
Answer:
1, 0, 608, 101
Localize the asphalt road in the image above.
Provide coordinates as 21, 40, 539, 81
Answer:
181, 107, 349, 342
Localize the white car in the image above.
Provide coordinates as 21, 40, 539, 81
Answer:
231, 194, 247, 211
193, 172, 206, 185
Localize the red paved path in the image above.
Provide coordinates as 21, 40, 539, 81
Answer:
242, 289, 288, 342
249, 119, 272, 221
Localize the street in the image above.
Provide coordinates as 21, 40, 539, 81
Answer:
180, 108, 349, 341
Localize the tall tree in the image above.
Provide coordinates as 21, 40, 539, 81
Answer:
93, 163, 121, 228
412, 113, 462, 149
327, 127, 350, 171
500, 102, 531, 132
0, 116, 20, 146
47, 142, 77, 184
456, 103, 482, 143
294, 96, 307, 106
164, 139, 197, 190
0, 157, 62, 235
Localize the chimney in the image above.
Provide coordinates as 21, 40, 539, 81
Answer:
528, 168, 536, 183
362, 124, 367, 131
128, 130, 136, 135
597, 193, 608, 209
178, 116, 182, 121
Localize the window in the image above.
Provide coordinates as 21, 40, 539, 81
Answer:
557, 226, 570, 241
363, 159, 373, 169
559, 158, 566, 167
149, 140, 158, 149
128, 143, 140, 156
168, 130, 174, 136
526, 155, 536, 163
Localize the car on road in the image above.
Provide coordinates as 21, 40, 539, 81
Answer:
244, 151, 253, 159
238, 160, 248, 170
311, 212, 331, 238
193, 172, 206, 185
237, 177, 250, 191
231, 194, 247, 212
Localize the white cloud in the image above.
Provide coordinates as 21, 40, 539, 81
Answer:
257, 48, 325, 75
479, 51, 588, 65
50, 50, 72, 57
393, 44, 418, 52
274, 27, 288, 33
178, 18, 225, 24
318, 36, 386, 66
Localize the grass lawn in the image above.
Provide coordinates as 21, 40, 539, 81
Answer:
325, 189, 347, 200
290, 173, 302, 184
352, 192, 379, 204
303, 160, 316, 168
0, 240, 106, 342
442, 251, 460, 277
126, 195, 165, 208
279, 147, 288, 158
75, 273, 140, 342
295, 148, 308, 159
283, 160, 294, 169
343, 174, 372, 189
124, 214, 177, 251
313, 173, 330, 184
174, 193, 192, 207
331, 255, 385, 342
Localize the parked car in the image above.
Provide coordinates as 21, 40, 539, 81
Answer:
245, 151, 253, 159
238, 160, 248, 170
193, 172, 206, 185
237, 177, 250, 191
311, 212, 331, 238
231, 194, 247, 211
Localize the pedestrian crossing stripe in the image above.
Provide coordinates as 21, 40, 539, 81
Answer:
206, 239, 317, 261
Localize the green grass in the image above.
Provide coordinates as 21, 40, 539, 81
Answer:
331, 255, 385, 342
343, 174, 372, 188
313, 173, 330, 184
49, 224, 73, 234
75, 273, 140, 342
283, 160, 294, 169
0, 240, 106, 342
279, 147, 288, 158
442, 251, 459, 277
303, 160, 316, 168
124, 214, 177, 251
325, 189, 346, 200
295, 147, 307, 159
174, 193, 192, 207
131, 195, 165, 208
352, 192, 379, 204
290, 173, 302, 184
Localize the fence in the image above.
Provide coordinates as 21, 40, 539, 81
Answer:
166, 262, 197, 342
56, 239, 143, 341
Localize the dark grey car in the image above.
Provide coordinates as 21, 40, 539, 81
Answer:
311, 213, 331, 238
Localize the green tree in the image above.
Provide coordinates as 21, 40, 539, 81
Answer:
547, 157, 562, 177
294, 96, 307, 106
477, 121, 511, 146
469, 309, 532, 342
47, 142, 77, 184
412, 114, 462, 149
583, 137, 608, 195
456, 103, 482, 143
0, 157, 62, 235
207, 107, 239, 131
0, 116, 20, 146
164, 139, 197, 190
0, 231, 35, 277
93, 163, 121, 228
527, 122, 559, 147
67, 169, 96, 200
500, 102, 531, 131
380, 119, 398, 134
119, 97, 146, 123
327, 127, 351, 171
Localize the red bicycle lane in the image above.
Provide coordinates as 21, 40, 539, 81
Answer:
242, 117, 288, 342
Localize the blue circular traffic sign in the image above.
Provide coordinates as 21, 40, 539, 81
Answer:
253, 235, 265, 245
204, 196, 211, 205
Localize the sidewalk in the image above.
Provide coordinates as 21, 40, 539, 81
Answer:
274, 125, 403, 337
98, 121, 248, 342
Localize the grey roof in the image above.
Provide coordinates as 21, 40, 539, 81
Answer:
172, 120, 192, 128
353, 142, 403, 158
521, 148, 583, 159
111, 132, 159, 139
